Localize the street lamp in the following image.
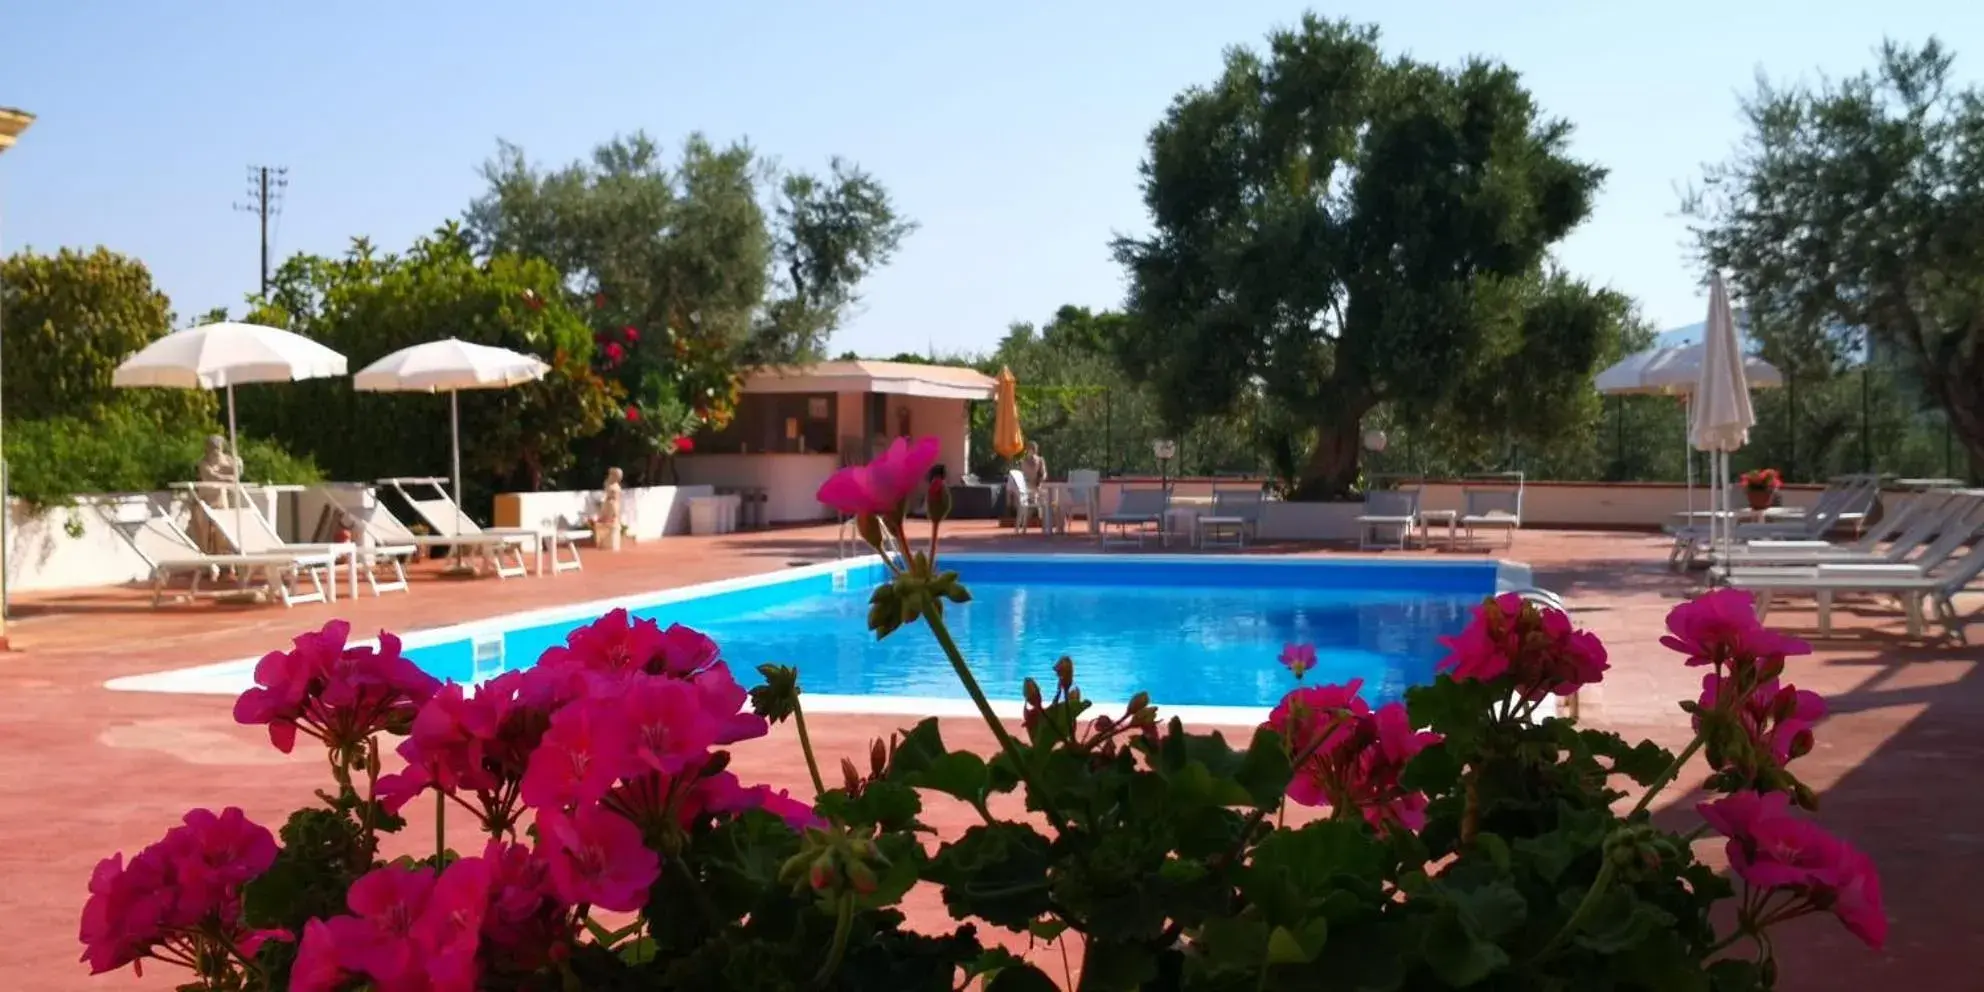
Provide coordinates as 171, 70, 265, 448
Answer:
1152, 438, 1176, 490
0, 106, 34, 650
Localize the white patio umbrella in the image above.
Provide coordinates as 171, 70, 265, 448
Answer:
1595, 343, 1781, 519
351, 338, 549, 540
1690, 272, 1756, 563
112, 321, 349, 465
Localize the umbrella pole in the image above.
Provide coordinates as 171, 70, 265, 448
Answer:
451, 390, 465, 570
227, 381, 244, 558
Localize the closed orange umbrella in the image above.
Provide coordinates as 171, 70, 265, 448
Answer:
992, 366, 1025, 459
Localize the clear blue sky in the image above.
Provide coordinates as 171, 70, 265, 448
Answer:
1, 1, 1976, 356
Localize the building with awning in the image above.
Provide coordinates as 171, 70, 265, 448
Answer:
675, 360, 997, 523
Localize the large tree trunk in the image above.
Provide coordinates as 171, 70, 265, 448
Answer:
1291, 406, 1368, 501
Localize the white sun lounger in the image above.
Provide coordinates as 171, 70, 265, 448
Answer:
1196, 488, 1265, 549
1460, 487, 1521, 550
1730, 531, 1984, 640
106, 501, 336, 608
380, 478, 551, 578
1357, 489, 1420, 550
1099, 487, 1169, 548
1713, 491, 1978, 569
1669, 474, 1881, 569
178, 482, 416, 598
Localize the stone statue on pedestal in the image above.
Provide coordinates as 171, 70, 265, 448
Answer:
192, 435, 243, 552
597, 467, 624, 551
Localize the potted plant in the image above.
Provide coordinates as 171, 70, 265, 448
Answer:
1742, 468, 1783, 511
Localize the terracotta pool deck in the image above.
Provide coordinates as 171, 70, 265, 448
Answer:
1, 522, 1977, 989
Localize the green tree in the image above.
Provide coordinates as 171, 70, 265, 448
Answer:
246, 225, 616, 500
1112, 16, 1614, 498
1687, 38, 1984, 473
465, 135, 913, 484
0, 247, 215, 428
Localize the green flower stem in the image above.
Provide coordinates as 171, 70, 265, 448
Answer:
1534, 857, 1618, 961
921, 606, 1052, 817
813, 893, 855, 989
791, 697, 828, 797
1629, 734, 1706, 818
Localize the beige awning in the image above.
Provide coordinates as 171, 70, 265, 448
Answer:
741, 360, 996, 400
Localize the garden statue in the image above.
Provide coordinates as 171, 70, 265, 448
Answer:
597, 466, 623, 551
191, 435, 243, 552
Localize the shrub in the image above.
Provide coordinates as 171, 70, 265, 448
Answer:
80, 437, 1881, 991
6, 411, 322, 509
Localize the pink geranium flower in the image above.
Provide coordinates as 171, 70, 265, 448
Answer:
232, 621, 439, 756
655, 622, 722, 676
535, 804, 661, 912
520, 698, 633, 810
621, 676, 717, 776
1696, 673, 1827, 777
816, 435, 941, 516
539, 608, 669, 678
1267, 682, 1439, 831
1436, 594, 1609, 700
1662, 589, 1811, 675
295, 858, 499, 992
378, 682, 501, 813
479, 841, 575, 975
692, 663, 771, 745
80, 808, 287, 978
1697, 791, 1887, 949
1279, 643, 1317, 680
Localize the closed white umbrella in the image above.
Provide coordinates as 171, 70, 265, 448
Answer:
112, 321, 349, 466
351, 338, 549, 541
1690, 273, 1756, 561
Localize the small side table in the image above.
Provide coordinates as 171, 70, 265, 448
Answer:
1418, 509, 1459, 550
1163, 507, 1202, 548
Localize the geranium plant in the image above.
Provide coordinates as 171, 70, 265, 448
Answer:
83, 438, 1882, 990
1741, 469, 1782, 495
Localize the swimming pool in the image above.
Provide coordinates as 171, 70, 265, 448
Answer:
108, 554, 1534, 722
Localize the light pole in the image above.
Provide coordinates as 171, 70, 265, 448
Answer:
1152, 438, 1176, 491
0, 106, 34, 650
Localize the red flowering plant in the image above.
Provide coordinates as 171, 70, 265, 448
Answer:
1741, 469, 1783, 495
86, 435, 1883, 990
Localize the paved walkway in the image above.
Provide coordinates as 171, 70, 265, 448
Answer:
1, 523, 1974, 988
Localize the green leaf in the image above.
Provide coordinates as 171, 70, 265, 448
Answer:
1266, 919, 1330, 965
1420, 909, 1510, 987
1574, 886, 1675, 955
985, 963, 1062, 992
617, 936, 657, 965
1443, 879, 1527, 943
925, 823, 1055, 931
1241, 820, 1388, 925
1580, 729, 1674, 787
1082, 940, 1159, 990
905, 751, 991, 805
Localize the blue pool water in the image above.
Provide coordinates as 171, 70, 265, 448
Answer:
403, 556, 1505, 710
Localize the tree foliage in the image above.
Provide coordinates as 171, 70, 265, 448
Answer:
464, 135, 914, 484
1113, 16, 1619, 497
1688, 38, 1984, 471
244, 226, 617, 499
0, 247, 215, 429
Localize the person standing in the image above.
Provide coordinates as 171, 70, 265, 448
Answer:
1019, 441, 1048, 491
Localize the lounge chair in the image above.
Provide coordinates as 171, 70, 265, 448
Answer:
1099, 487, 1169, 548
1731, 525, 1984, 640
1712, 491, 1977, 569
1005, 470, 1050, 535
1460, 487, 1521, 550
1669, 474, 1881, 569
330, 486, 534, 579
1060, 469, 1103, 534
181, 482, 415, 598
1196, 488, 1265, 549
1357, 489, 1420, 551
104, 500, 336, 608
381, 478, 554, 578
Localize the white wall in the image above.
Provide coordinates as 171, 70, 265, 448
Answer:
894, 395, 970, 474
4, 495, 158, 592
493, 484, 711, 539
672, 454, 841, 524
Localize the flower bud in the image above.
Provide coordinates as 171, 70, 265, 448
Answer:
1788, 729, 1814, 761
871, 737, 889, 777
1092, 715, 1115, 736
1127, 692, 1150, 715
846, 860, 879, 895
856, 513, 886, 553
1054, 657, 1075, 690
1023, 678, 1043, 709
926, 479, 953, 525
841, 758, 862, 793
809, 863, 838, 892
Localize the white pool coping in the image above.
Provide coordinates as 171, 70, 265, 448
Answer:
105, 552, 1545, 727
